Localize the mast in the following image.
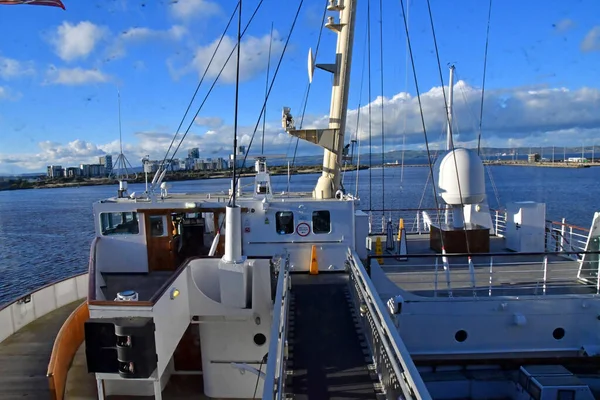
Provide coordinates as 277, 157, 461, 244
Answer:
283, 0, 357, 199
446, 65, 455, 151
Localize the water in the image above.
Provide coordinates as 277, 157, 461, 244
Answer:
0, 166, 597, 306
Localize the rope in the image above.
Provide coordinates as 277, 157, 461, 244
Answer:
261, 22, 274, 154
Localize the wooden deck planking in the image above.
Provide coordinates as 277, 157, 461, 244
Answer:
0, 300, 82, 400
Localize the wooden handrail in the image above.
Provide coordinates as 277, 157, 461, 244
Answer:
47, 301, 89, 400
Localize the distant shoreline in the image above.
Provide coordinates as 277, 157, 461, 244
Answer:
0, 164, 369, 191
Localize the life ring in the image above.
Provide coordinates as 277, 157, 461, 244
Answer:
335, 190, 344, 200
296, 222, 310, 237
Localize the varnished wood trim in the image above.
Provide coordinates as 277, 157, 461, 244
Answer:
47, 301, 89, 400
88, 300, 154, 307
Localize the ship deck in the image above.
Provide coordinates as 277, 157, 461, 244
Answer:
0, 300, 83, 400
381, 234, 595, 297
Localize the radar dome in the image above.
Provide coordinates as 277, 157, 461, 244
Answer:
437, 148, 485, 205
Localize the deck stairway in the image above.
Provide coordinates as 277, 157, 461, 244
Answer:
262, 249, 431, 400
287, 273, 379, 399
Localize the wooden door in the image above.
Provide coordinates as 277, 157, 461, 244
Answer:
145, 213, 176, 271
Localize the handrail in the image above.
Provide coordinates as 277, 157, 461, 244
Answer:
262, 256, 290, 400
347, 249, 432, 400
0, 272, 88, 312
87, 237, 100, 302
47, 301, 89, 400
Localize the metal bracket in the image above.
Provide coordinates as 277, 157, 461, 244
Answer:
287, 128, 338, 152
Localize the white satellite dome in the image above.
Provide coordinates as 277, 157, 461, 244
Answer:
437, 148, 485, 205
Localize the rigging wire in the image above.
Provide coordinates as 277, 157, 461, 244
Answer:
477, 0, 493, 156
367, 0, 372, 210
379, 0, 385, 216
398, 0, 444, 228
262, 22, 274, 154
425, 0, 471, 253
252, 355, 267, 399
157, 2, 240, 171
289, 0, 329, 178
351, 19, 369, 197
154, 0, 266, 189
226, 0, 305, 209
232, 0, 243, 207
400, 0, 410, 188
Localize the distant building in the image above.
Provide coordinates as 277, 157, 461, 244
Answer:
65, 167, 80, 178
567, 157, 587, 163
88, 164, 106, 177
99, 155, 113, 176
188, 148, 200, 159
527, 153, 540, 163
47, 165, 64, 179
80, 164, 90, 177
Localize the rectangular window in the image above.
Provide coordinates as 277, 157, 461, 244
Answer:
312, 210, 331, 234
100, 212, 139, 235
557, 390, 575, 400
149, 215, 167, 237
276, 211, 294, 235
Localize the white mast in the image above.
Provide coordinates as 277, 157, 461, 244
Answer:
446, 65, 455, 151
282, 0, 357, 199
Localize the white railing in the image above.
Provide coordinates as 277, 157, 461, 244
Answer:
381, 252, 598, 298
491, 209, 590, 259
367, 209, 449, 235
0, 273, 88, 345
347, 249, 432, 400
262, 255, 291, 400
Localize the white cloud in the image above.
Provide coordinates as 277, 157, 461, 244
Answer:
195, 116, 223, 128
581, 26, 600, 52
107, 25, 188, 60
45, 66, 110, 85
170, 0, 220, 21
187, 31, 284, 83
50, 21, 106, 62
0, 56, 35, 80
0, 86, 22, 101
4, 82, 600, 173
554, 18, 575, 33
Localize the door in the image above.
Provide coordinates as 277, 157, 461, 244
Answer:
145, 213, 176, 271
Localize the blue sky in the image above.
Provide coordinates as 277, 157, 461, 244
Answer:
0, 0, 600, 173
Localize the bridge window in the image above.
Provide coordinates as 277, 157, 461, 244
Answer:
312, 211, 331, 234
100, 212, 139, 235
276, 211, 294, 235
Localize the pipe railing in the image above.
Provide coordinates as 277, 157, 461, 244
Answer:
262, 255, 291, 400
373, 250, 600, 297
347, 249, 432, 400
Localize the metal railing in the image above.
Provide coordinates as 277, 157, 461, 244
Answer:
346, 249, 432, 400
262, 255, 291, 400
491, 209, 590, 259
366, 209, 449, 235
373, 250, 600, 298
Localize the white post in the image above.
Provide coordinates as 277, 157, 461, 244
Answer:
488, 256, 493, 297
542, 255, 548, 295
96, 379, 105, 400
560, 218, 566, 252
569, 226, 574, 260
495, 210, 499, 236
223, 206, 242, 263
446, 65, 455, 151
468, 257, 476, 297
434, 257, 439, 297
416, 212, 421, 234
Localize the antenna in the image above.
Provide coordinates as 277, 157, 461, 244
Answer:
111, 89, 137, 182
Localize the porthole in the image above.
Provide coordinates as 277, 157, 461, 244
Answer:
553, 327, 565, 340
254, 333, 267, 346
455, 330, 468, 343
